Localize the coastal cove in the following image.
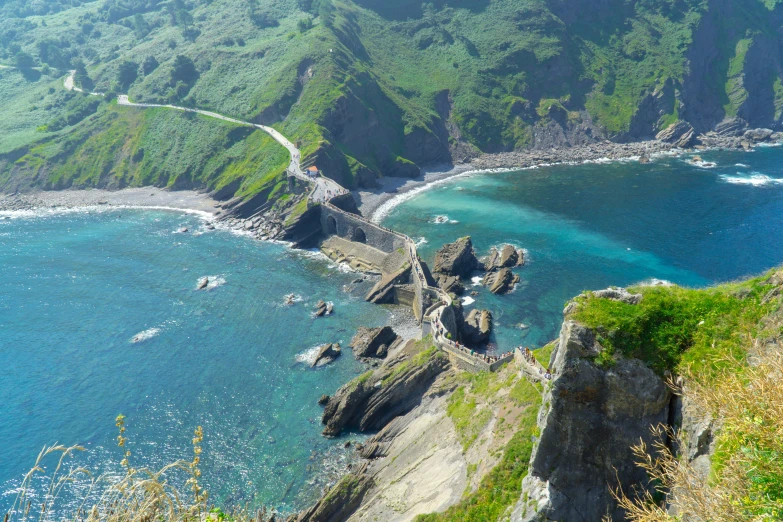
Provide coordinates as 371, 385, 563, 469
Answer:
0, 208, 415, 515
381, 146, 783, 349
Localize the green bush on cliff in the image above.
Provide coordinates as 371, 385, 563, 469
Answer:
571, 273, 777, 377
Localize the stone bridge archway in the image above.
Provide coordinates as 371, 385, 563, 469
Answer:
353, 227, 367, 243
326, 215, 338, 235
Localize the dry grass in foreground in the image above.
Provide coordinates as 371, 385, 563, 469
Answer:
4, 415, 273, 522
613, 349, 783, 521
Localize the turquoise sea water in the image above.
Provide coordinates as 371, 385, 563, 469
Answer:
382, 147, 783, 350
0, 209, 397, 514
4, 146, 783, 514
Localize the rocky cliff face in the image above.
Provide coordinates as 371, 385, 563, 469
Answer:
513, 320, 672, 522
321, 343, 450, 437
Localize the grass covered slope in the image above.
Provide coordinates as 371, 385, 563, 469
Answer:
3, 0, 783, 198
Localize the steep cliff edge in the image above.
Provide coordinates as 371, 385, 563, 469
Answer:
512, 320, 672, 522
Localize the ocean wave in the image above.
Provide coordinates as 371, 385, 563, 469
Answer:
735, 163, 749, 168
430, 215, 459, 224
131, 327, 161, 343
471, 276, 483, 287
719, 173, 783, 186
0, 205, 214, 221
413, 237, 427, 247
461, 296, 476, 306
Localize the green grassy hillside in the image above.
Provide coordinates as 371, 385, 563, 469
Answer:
2, 0, 783, 202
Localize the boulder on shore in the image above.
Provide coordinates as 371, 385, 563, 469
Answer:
350, 326, 400, 359
482, 267, 520, 294
483, 244, 524, 270
461, 309, 492, 345
433, 237, 482, 278
312, 343, 341, 367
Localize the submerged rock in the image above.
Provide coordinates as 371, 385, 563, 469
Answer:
350, 326, 399, 359
312, 343, 341, 367
433, 237, 482, 277
482, 267, 520, 294
197, 277, 209, 290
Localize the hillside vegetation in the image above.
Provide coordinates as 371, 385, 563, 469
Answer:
2, 0, 783, 203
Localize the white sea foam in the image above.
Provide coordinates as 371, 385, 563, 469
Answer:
0, 205, 214, 221
719, 173, 783, 186
131, 328, 161, 343
295, 345, 321, 365
461, 296, 476, 306
688, 159, 718, 169
471, 276, 483, 286
414, 237, 428, 247
735, 163, 749, 168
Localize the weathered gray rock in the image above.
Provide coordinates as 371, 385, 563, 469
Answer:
482, 267, 520, 294
512, 321, 672, 522
350, 326, 399, 359
321, 344, 449, 437
461, 309, 492, 345
312, 343, 341, 367
314, 300, 328, 317
318, 394, 330, 406
483, 244, 524, 270
196, 277, 209, 290
365, 264, 411, 304
433, 237, 482, 277
744, 128, 773, 142
436, 274, 465, 295
656, 120, 696, 148
592, 287, 643, 305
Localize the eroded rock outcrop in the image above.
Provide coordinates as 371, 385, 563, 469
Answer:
512, 320, 672, 522
482, 267, 520, 295
350, 326, 400, 359
312, 343, 341, 367
656, 120, 696, 148
483, 244, 524, 270
433, 237, 482, 278
436, 274, 465, 295
461, 309, 493, 345
321, 343, 450, 437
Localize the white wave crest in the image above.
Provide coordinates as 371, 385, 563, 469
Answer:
295, 345, 322, 365
719, 173, 783, 186
131, 328, 161, 343
471, 276, 483, 287
461, 296, 476, 306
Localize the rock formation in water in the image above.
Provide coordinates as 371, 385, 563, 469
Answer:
483, 244, 525, 270
350, 326, 400, 360
482, 267, 520, 294
433, 237, 482, 278
312, 343, 342, 367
